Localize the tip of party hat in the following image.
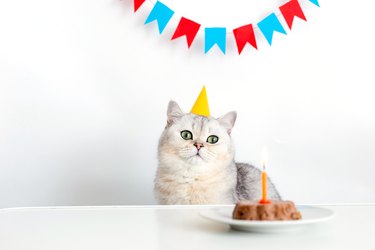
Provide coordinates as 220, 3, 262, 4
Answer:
190, 86, 210, 117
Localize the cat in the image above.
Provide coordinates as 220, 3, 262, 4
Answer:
154, 100, 281, 205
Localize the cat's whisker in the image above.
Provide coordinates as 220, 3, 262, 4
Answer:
179, 147, 197, 158
200, 148, 216, 160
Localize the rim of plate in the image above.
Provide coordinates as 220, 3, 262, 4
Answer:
199, 205, 335, 226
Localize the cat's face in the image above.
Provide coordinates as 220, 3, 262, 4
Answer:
158, 101, 237, 167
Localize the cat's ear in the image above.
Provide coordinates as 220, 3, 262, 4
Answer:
167, 100, 184, 126
218, 111, 237, 135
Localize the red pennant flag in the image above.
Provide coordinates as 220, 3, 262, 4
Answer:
171, 17, 201, 48
233, 24, 257, 54
134, 0, 145, 12
279, 0, 307, 30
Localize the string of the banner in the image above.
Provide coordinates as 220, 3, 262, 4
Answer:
141, 0, 314, 34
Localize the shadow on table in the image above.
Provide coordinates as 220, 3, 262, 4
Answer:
154, 208, 336, 250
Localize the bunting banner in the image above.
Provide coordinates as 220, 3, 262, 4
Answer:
144, 1, 174, 34
171, 17, 201, 48
131, 0, 320, 55
205, 28, 226, 54
279, 0, 307, 30
233, 24, 257, 54
258, 13, 287, 46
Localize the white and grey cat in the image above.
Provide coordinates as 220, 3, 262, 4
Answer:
154, 100, 281, 205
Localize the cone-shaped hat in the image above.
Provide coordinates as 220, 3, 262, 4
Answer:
190, 86, 210, 117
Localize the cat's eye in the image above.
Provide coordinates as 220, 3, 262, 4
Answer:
206, 135, 219, 144
181, 130, 193, 140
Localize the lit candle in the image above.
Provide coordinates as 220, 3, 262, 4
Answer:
259, 148, 271, 204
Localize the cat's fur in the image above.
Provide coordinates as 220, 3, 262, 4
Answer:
154, 101, 281, 204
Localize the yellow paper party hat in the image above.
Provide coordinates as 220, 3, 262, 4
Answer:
191, 86, 210, 117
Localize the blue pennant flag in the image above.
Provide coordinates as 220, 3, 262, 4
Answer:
145, 1, 174, 34
309, 0, 320, 7
258, 13, 287, 46
204, 27, 226, 54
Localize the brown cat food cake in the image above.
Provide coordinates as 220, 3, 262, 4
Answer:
232, 200, 302, 221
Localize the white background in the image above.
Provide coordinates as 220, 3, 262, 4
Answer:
0, 0, 374, 208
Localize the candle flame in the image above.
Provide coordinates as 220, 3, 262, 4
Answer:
261, 147, 268, 171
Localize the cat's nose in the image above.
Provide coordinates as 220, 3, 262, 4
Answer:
194, 143, 204, 150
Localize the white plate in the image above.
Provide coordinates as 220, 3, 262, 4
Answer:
200, 205, 335, 233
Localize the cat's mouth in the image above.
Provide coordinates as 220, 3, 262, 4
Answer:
195, 150, 202, 157
191, 151, 203, 160
186, 151, 207, 163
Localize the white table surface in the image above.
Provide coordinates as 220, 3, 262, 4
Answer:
0, 204, 374, 250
